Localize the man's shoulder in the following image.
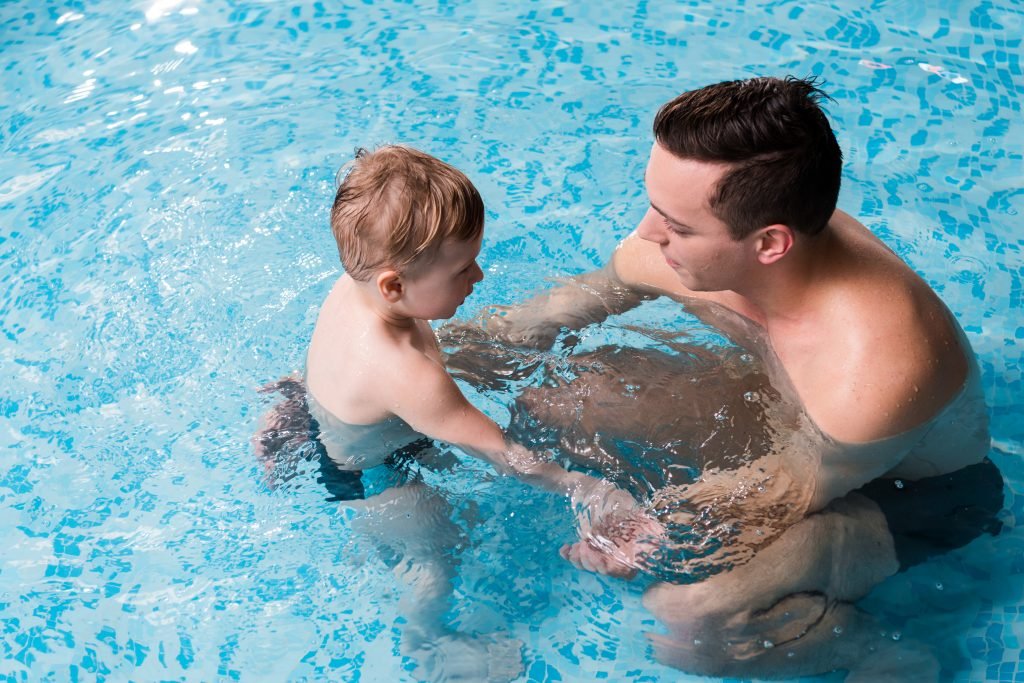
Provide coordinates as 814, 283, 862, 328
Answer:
797, 267, 968, 443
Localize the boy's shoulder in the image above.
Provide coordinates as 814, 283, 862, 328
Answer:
307, 290, 449, 424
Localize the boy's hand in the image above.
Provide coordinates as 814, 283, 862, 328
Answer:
565, 482, 666, 580
252, 374, 310, 465
561, 508, 666, 580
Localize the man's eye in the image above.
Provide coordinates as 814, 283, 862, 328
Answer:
664, 219, 687, 234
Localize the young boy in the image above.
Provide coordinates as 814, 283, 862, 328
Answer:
258, 145, 649, 680
307, 144, 524, 478
304, 144, 629, 492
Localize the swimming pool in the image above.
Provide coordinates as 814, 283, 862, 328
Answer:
1, 0, 1021, 680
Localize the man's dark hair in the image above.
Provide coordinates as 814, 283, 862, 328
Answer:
653, 76, 842, 238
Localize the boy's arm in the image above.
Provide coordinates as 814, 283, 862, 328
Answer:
397, 361, 585, 493
395, 358, 617, 496
397, 357, 668, 574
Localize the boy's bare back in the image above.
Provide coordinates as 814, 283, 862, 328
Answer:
307, 275, 442, 424
305, 267, 483, 468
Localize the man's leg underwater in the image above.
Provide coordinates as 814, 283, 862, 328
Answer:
641, 493, 937, 680
509, 345, 779, 485
507, 345, 937, 678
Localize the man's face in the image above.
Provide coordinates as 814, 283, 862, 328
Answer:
399, 234, 485, 320
637, 143, 755, 293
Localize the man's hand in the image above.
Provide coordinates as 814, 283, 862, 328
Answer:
561, 511, 667, 579
437, 319, 548, 391
440, 305, 563, 350
560, 538, 638, 578
446, 263, 649, 354
475, 304, 564, 350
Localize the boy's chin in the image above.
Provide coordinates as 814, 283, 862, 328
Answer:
430, 307, 460, 322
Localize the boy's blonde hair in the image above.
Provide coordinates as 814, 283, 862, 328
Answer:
330, 145, 484, 281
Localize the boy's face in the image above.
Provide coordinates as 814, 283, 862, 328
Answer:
399, 235, 484, 320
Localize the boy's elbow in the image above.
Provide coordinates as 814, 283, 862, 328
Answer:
500, 444, 549, 479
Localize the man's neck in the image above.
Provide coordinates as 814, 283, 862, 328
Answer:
733, 228, 839, 329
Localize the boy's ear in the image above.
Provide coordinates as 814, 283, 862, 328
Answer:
754, 224, 794, 265
376, 270, 403, 302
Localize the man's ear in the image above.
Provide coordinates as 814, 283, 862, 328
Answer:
754, 224, 794, 265
376, 269, 403, 302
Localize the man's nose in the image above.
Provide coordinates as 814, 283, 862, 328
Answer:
636, 208, 666, 243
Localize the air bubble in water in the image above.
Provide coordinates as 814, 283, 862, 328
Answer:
891, 631, 902, 641
763, 640, 774, 649
833, 625, 843, 635
894, 479, 904, 489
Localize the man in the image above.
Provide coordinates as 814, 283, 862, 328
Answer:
455, 76, 1000, 679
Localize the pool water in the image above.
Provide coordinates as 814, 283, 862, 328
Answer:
1, 0, 1022, 681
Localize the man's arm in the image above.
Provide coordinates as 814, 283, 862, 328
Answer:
438, 238, 658, 390
466, 228, 756, 348
470, 241, 657, 350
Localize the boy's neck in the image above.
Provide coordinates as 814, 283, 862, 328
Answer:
346, 275, 417, 329
373, 306, 416, 329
